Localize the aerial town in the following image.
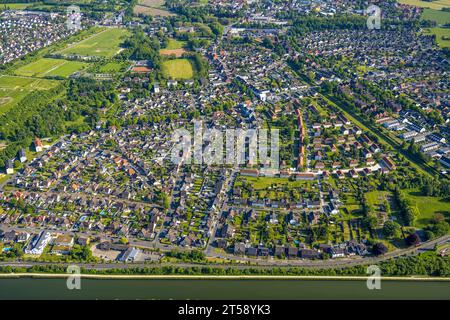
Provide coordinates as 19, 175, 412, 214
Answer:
0, 0, 448, 271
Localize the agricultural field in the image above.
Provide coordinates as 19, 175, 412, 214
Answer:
134, 0, 174, 16
398, 0, 450, 10
134, 5, 174, 16
0, 76, 59, 115
59, 28, 130, 58
421, 8, 450, 25
138, 0, 165, 6
15, 58, 89, 78
162, 58, 194, 79
160, 39, 187, 57
425, 27, 450, 48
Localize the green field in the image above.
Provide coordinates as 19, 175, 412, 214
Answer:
162, 58, 194, 79
59, 28, 129, 58
165, 39, 186, 50
404, 190, 449, 228
15, 58, 88, 78
237, 176, 316, 190
398, 0, 450, 10
1, 3, 32, 9
421, 8, 450, 25
425, 27, 450, 48
97, 61, 130, 73
0, 76, 59, 115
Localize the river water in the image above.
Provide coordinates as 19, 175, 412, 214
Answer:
0, 278, 449, 300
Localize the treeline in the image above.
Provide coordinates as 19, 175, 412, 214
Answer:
393, 188, 419, 226
166, 249, 206, 262
120, 28, 162, 74
0, 252, 448, 277
290, 14, 367, 35
183, 52, 209, 79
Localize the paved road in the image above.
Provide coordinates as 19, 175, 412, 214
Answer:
1, 234, 448, 270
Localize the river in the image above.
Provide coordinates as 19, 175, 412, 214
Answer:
0, 278, 449, 299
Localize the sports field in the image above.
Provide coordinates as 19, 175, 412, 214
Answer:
398, 0, 450, 10
15, 58, 88, 78
162, 59, 194, 79
59, 28, 129, 58
0, 76, 59, 115
421, 8, 450, 25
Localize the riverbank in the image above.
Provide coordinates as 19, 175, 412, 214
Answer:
1, 273, 450, 281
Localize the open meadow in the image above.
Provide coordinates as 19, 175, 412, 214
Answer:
14, 58, 89, 78
421, 8, 450, 25
425, 27, 450, 48
404, 190, 449, 228
134, 0, 174, 16
0, 76, 59, 115
59, 28, 129, 58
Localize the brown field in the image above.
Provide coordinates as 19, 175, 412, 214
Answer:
160, 48, 186, 57
133, 5, 174, 16
132, 66, 153, 73
138, 0, 165, 6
